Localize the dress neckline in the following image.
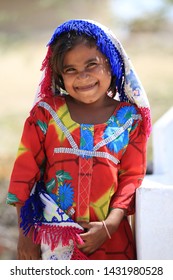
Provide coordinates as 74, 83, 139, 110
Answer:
61, 96, 125, 127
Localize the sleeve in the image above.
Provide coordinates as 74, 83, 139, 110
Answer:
110, 118, 147, 215
6, 105, 48, 205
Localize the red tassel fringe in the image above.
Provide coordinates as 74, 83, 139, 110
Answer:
33, 224, 88, 260
140, 107, 152, 138
39, 47, 53, 99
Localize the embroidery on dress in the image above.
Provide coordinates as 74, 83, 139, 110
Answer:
103, 105, 137, 153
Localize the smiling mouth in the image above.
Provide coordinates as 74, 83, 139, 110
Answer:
75, 82, 98, 91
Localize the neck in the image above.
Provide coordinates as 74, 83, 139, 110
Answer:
66, 95, 112, 109
65, 94, 119, 125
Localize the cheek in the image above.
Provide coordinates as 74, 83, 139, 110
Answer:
97, 64, 111, 79
100, 68, 112, 85
62, 76, 73, 89
104, 65, 112, 78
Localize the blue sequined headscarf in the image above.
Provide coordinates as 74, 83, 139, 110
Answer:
37, 19, 151, 137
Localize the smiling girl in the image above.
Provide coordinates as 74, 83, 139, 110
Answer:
7, 19, 151, 260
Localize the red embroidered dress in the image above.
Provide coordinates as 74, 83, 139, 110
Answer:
7, 95, 147, 260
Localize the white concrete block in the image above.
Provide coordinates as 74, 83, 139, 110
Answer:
153, 107, 173, 175
136, 175, 173, 260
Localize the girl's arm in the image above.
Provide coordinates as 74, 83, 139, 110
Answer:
7, 106, 48, 259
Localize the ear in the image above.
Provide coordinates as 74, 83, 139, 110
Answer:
58, 75, 65, 90
107, 76, 117, 98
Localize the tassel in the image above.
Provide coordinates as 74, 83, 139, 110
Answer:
34, 224, 88, 260
39, 46, 53, 98
20, 179, 89, 260
34, 224, 83, 250
140, 107, 152, 138
71, 248, 88, 260
20, 181, 45, 235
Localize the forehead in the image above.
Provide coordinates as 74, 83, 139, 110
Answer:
63, 43, 106, 65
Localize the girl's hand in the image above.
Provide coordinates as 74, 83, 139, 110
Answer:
77, 221, 108, 255
77, 208, 126, 255
17, 229, 41, 260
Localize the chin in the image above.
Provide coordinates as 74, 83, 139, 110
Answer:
81, 99, 95, 104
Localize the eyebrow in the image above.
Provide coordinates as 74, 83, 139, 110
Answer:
63, 57, 99, 70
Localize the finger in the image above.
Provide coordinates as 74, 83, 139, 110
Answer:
77, 243, 86, 249
79, 231, 90, 241
78, 244, 94, 255
79, 222, 91, 230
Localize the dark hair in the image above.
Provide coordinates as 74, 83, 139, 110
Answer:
50, 30, 116, 96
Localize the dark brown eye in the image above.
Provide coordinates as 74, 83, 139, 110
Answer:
64, 68, 76, 74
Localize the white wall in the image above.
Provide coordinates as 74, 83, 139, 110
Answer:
135, 107, 173, 260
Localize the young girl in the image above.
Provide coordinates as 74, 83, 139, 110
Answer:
7, 19, 151, 260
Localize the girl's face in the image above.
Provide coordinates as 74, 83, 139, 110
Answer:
61, 43, 112, 104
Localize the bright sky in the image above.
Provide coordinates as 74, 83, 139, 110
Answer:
110, 0, 165, 21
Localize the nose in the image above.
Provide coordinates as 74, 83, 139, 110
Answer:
77, 70, 89, 80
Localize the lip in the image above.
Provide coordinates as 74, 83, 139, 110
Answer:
75, 82, 98, 91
